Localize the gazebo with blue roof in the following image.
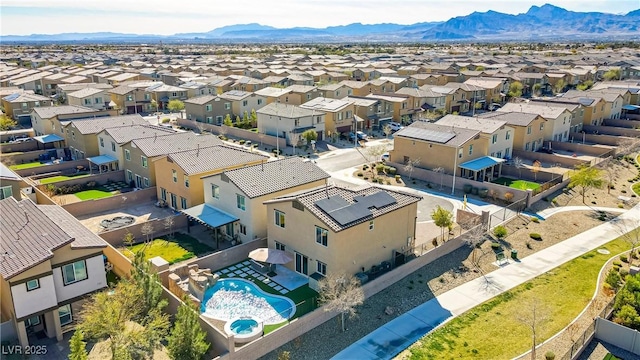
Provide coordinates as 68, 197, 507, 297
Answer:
459, 156, 505, 182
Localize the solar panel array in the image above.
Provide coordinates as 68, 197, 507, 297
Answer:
4, 93, 20, 102
314, 191, 398, 226
398, 127, 455, 144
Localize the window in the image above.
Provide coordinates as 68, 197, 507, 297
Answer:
26, 279, 40, 291
161, 187, 167, 201
242, 100, 248, 106
257, 99, 263, 105
141, 156, 148, 168
172, 170, 177, 183
306, 94, 311, 100
126, 170, 133, 182
496, 151, 502, 158
95, 97, 102, 104
25, 316, 40, 327
143, 177, 149, 188
315, 226, 328, 246
369, 220, 374, 231
99, 137, 104, 147
275, 210, 285, 228
126, 94, 133, 101
540, 122, 545, 130
458, 148, 463, 159
124, 149, 131, 161
206, 116, 213, 123
525, 142, 530, 151
216, 116, 223, 124
239, 223, 246, 235
62, 260, 88, 285
211, 184, 220, 199
144, 93, 150, 100
184, 175, 189, 188
505, 147, 511, 157
205, 104, 212, 112
317, 261, 327, 276
275, 241, 285, 251
492, 134, 498, 144
84, 98, 92, 105
224, 103, 231, 110
58, 304, 72, 326
468, 144, 473, 155
111, 142, 116, 152
180, 197, 187, 209
236, 194, 246, 211
527, 126, 532, 135
0, 186, 13, 200
172, 92, 177, 97
506, 131, 511, 140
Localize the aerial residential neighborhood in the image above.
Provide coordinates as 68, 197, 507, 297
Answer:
1, 2, 640, 360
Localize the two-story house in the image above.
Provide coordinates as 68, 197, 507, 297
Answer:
299, 97, 354, 136
443, 83, 487, 112
365, 93, 412, 123
0, 198, 107, 348
318, 83, 352, 99
1, 92, 53, 122
478, 112, 548, 152
31, 105, 100, 137
253, 87, 294, 105
154, 145, 268, 210
219, 90, 267, 120
257, 103, 326, 145
199, 157, 330, 244
66, 88, 109, 111
435, 115, 515, 160
284, 85, 321, 105
395, 87, 447, 115
264, 185, 421, 278
463, 77, 509, 105
498, 102, 573, 143
184, 95, 234, 125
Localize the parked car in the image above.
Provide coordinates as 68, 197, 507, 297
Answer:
388, 122, 404, 132
244, 140, 252, 147
349, 131, 368, 141
9, 137, 33, 144
381, 152, 390, 161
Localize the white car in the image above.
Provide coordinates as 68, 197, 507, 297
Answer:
388, 122, 404, 132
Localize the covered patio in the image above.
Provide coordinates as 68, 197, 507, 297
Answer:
87, 154, 118, 173
180, 204, 239, 249
459, 156, 505, 182
33, 134, 64, 150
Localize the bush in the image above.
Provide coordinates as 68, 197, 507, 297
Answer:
372, 178, 378, 183
388, 167, 397, 175
491, 242, 502, 250
357, 172, 363, 177
493, 225, 507, 239
363, 165, 369, 170
530, 217, 539, 223
619, 204, 625, 208
375, 164, 385, 174
613, 261, 622, 267
239, 140, 246, 145
545, 351, 555, 360
384, 165, 391, 173
620, 268, 630, 278
605, 268, 622, 291
386, 180, 391, 185
526, 241, 532, 249
620, 255, 629, 263
529, 233, 542, 240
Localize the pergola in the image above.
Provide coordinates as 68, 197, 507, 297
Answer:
180, 204, 239, 248
33, 134, 64, 150
459, 156, 505, 182
86, 155, 118, 173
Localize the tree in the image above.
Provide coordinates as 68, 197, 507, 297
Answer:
508, 81, 523, 98
513, 157, 524, 179
167, 99, 185, 118
318, 273, 364, 332
250, 108, 258, 128
235, 115, 241, 125
532, 83, 542, 96
613, 218, 640, 266
475, 66, 485, 71
382, 124, 392, 139
576, 80, 594, 91
532, 160, 541, 182
164, 216, 175, 240
301, 129, 318, 147
431, 205, 453, 242
141, 222, 154, 244
603, 69, 621, 81
223, 114, 233, 127
123, 231, 135, 249
167, 299, 210, 360
404, 157, 420, 181
516, 298, 551, 360
613, 274, 640, 330
553, 79, 566, 94
150, 99, 158, 113
69, 329, 88, 360
0, 115, 17, 131
462, 224, 487, 269
569, 165, 603, 203
130, 250, 168, 319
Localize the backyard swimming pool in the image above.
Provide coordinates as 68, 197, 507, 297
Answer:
200, 278, 296, 325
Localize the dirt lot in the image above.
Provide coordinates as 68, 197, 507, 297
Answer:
77, 202, 177, 233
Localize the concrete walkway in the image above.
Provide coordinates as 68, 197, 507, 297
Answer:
332, 205, 640, 360
537, 205, 627, 219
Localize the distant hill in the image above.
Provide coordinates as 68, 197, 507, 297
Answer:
2, 3, 639, 43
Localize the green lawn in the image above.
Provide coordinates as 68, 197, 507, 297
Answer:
39, 173, 90, 184
127, 233, 214, 264
9, 161, 45, 170
492, 177, 541, 191
408, 237, 628, 360
74, 189, 113, 200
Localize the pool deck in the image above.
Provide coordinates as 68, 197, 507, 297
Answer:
218, 260, 308, 294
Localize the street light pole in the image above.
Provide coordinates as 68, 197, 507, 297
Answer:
451, 148, 458, 195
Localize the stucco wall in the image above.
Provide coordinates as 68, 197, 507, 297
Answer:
61, 186, 157, 217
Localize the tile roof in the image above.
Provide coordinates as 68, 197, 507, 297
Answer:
32, 105, 97, 119
269, 185, 422, 232
2, 92, 51, 103
257, 103, 317, 118
131, 132, 223, 157
300, 97, 353, 112
498, 102, 570, 120
436, 114, 508, 134
394, 121, 480, 147
166, 145, 268, 175
66, 87, 105, 98
184, 95, 217, 105
219, 157, 330, 199
478, 111, 544, 127
38, 205, 107, 249
70, 114, 147, 134
0, 162, 20, 180
0, 198, 73, 279
103, 124, 175, 144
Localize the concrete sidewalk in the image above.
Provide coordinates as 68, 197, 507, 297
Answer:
333, 205, 640, 360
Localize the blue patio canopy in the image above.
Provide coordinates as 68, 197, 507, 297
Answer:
86, 154, 118, 165
622, 105, 640, 111
459, 156, 505, 172
181, 204, 238, 228
33, 134, 64, 144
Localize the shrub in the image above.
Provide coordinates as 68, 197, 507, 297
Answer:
622, 190, 628, 193
372, 178, 378, 183
388, 167, 397, 175
357, 172, 363, 177
363, 165, 369, 170
620, 268, 630, 278
386, 180, 391, 185
620, 255, 629, 263
504, 192, 514, 203
526, 241, 532, 249
530, 217, 539, 223
605, 268, 622, 291
375, 164, 385, 174
493, 225, 507, 239
363, 177, 369, 180
384, 165, 391, 173
613, 261, 622, 267
86, 181, 96, 188
491, 242, 502, 250
545, 351, 555, 360
619, 204, 625, 208
529, 233, 542, 240
239, 139, 245, 145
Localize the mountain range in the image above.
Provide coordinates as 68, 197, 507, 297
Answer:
2, 4, 639, 43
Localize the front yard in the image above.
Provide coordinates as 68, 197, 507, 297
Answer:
124, 233, 214, 264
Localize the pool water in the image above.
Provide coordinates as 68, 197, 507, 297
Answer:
200, 278, 296, 325
230, 318, 258, 335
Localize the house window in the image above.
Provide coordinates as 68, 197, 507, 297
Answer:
458, 149, 463, 159
285, 97, 289, 103
492, 134, 498, 144
525, 142, 530, 151
0, 186, 13, 200
527, 126, 532, 135
275, 241, 285, 251
184, 175, 189, 188
275, 210, 285, 228
468, 144, 473, 155
125, 149, 131, 161
161, 187, 167, 201
144, 93, 150, 100
236, 194, 246, 211
506, 131, 511, 140
84, 98, 92, 105
180, 197, 187, 209
111, 142, 116, 152
172, 92, 177, 97
95, 97, 102, 104
540, 123, 544, 130
141, 156, 148, 168
126, 95, 133, 101
315, 226, 328, 246
505, 147, 511, 157
126, 170, 133, 182
143, 177, 149, 188
257, 99, 263, 105
317, 261, 327, 276
224, 103, 231, 110
172, 170, 177, 183
243, 100, 248, 106
239, 223, 246, 235
205, 104, 212, 112
294, 119, 299, 127
216, 116, 223, 124
62, 260, 88, 285
206, 116, 213, 123
26, 279, 40, 291
25, 316, 40, 327
497, 151, 502, 158
211, 184, 220, 199
369, 220, 374, 231
306, 94, 311, 100
99, 137, 104, 147
58, 304, 73, 326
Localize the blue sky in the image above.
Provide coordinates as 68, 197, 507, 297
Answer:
1, 1, 639, 35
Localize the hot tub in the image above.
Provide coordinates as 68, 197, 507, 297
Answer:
224, 316, 263, 344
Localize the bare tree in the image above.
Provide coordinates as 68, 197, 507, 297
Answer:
462, 223, 487, 270
617, 138, 640, 158
433, 167, 445, 190
516, 298, 551, 360
318, 273, 365, 332
382, 124, 392, 139
163, 216, 175, 240
141, 222, 154, 244
513, 157, 524, 179
531, 160, 541, 182
404, 158, 421, 181
613, 218, 640, 266
123, 231, 135, 248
